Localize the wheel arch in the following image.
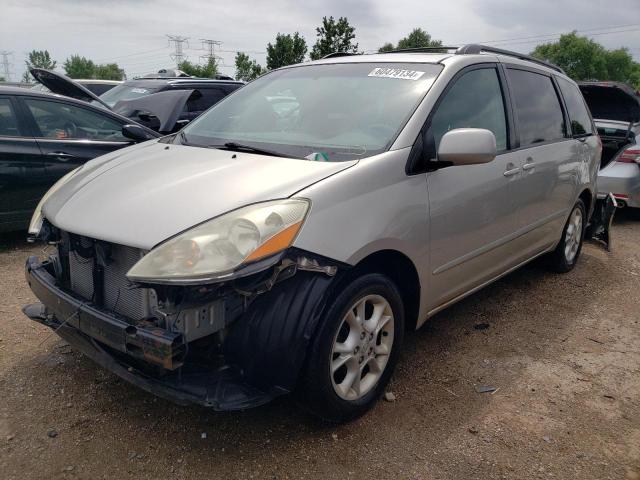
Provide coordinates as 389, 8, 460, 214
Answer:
578, 187, 594, 219
335, 249, 421, 331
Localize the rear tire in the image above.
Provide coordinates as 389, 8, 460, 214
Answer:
547, 199, 586, 273
299, 273, 404, 423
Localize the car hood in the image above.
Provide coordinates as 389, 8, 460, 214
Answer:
43, 141, 356, 249
30, 68, 111, 110
579, 82, 640, 124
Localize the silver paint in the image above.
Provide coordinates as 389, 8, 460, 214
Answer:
40, 52, 599, 328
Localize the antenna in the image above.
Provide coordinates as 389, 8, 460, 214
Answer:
166, 35, 189, 68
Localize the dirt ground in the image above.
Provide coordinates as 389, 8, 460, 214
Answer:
0, 212, 639, 480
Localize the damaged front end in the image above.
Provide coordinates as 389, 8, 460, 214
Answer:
23, 224, 345, 410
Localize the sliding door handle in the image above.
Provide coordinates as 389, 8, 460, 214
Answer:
503, 167, 520, 177
522, 162, 536, 171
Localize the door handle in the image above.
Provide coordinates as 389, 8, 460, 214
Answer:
522, 162, 536, 171
45, 152, 75, 161
503, 166, 520, 177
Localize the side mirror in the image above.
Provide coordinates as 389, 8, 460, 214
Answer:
122, 124, 152, 142
437, 128, 497, 166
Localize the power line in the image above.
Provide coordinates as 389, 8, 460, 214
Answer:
93, 47, 170, 63
0, 51, 13, 81
473, 23, 640, 45
489, 28, 640, 47
200, 39, 223, 64
166, 35, 189, 68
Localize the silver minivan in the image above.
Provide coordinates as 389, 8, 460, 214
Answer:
23, 45, 601, 422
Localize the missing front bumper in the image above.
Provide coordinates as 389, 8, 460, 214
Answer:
23, 256, 274, 410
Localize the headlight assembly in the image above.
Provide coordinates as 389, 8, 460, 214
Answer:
28, 167, 82, 237
126, 199, 310, 284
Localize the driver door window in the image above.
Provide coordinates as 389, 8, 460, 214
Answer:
24, 98, 127, 142
427, 67, 508, 155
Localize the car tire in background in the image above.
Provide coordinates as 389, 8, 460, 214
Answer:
547, 199, 586, 273
299, 273, 404, 423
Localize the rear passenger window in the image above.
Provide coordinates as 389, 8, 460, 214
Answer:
0, 98, 20, 137
429, 68, 508, 152
507, 69, 566, 146
556, 77, 593, 136
186, 88, 227, 112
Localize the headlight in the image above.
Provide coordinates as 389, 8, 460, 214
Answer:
127, 199, 310, 284
28, 167, 82, 236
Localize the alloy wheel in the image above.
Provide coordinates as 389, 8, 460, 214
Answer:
330, 294, 395, 401
564, 206, 583, 263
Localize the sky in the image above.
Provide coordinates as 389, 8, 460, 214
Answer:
1, 0, 639, 81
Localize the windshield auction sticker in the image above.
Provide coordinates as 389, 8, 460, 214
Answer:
368, 68, 426, 80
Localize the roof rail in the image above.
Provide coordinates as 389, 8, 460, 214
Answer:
322, 52, 359, 59
456, 44, 565, 74
381, 46, 460, 54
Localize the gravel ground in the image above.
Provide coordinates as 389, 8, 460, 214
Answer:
1, 212, 639, 480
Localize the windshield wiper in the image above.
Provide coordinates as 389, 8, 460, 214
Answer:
210, 141, 300, 159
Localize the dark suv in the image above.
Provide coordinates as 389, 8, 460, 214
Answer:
96, 77, 243, 129
31, 68, 244, 133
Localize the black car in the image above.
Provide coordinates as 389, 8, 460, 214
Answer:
32, 69, 244, 133
0, 86, 158, 232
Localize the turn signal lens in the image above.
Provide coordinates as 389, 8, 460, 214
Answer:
244, 221, 303, 262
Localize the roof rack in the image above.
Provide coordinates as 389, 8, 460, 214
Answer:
381, 46, 460, 54
322, 52, 360, 59
456, 44, 565, 74
379, 43, 564, 74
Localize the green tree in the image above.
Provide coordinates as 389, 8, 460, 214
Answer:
378, 29, 442, 53
378, 42, 395, 53
23, 50, 57, 81
630, 64, 640, 90
604, 48, 637, 84
235, 52, 264, 81
532, 32, 640, 88
310, 16, 358, 60
64, 55, 96, 78
177, 57, 219, 78
397, 28, 442, 50
266, 32, 307, 70
94, 63, 125, 80
532, 32, 608, 81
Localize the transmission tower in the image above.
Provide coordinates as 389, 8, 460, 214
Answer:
0, 51, 13, 82
166, 35, 189, 68
200, 39, 222, 65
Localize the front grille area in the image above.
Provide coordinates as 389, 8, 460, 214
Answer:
63, 233, 155, 322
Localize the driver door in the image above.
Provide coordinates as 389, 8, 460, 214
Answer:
425, 65, 521, 310
20, 97, 132, 183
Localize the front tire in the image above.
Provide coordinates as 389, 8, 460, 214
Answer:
547, 199, 586, 273
299, 273, 404, 423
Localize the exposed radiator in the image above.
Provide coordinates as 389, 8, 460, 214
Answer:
66, 236, 155, 322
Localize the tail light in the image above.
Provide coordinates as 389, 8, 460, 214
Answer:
617, 145, 640, 164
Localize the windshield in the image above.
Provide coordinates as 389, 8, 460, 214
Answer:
95, 84, 162, 108
180, 62, 442, 161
